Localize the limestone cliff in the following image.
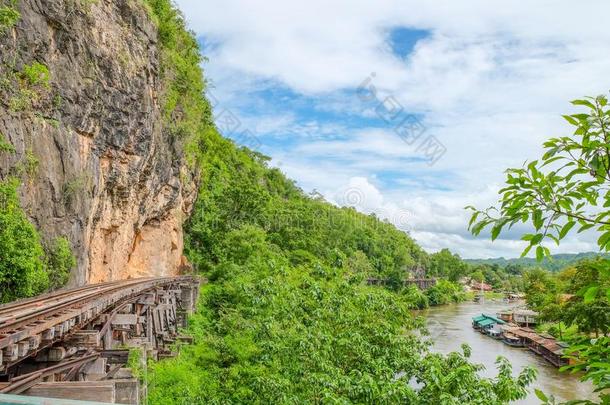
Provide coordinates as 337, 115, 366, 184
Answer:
0, 0, 198, 285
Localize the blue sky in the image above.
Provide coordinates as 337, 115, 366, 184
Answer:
176, 0, 610, 258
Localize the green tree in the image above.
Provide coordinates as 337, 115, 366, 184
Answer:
0, 178, 48, 302
45, 236, 76, 290
523, 268, 558, 310
429, 248, 468, 281
470, 269, 485, 283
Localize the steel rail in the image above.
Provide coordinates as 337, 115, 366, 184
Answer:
0, 276, 198, 351
0, 280, 128, 316
0, 277, 180, 332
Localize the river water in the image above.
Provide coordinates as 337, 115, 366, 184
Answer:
419, 299, 596, 404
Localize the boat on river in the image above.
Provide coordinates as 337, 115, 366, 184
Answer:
486, 324, 503, 339
502, 332, 524, 347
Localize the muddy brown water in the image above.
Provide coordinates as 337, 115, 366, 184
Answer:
419, 299, 597, 404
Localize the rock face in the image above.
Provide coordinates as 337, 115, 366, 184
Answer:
0, 0, 197, 285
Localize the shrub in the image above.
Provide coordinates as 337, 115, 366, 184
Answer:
0, 178, 48, 303
62, 175, 89, 204
143, 0, 213, 144
0, 132, 15, 153
426, 279, 465, 306
21, 62, 50, 89
8, 63, 51, 112
45, 237, 76, 290
13, 149, 39, 180
0, 1, 19, 33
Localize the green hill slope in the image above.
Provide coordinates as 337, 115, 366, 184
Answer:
465, 252, 609, 272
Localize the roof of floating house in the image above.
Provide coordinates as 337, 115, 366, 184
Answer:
530, 333, 556, 345
542, 340, 569, 355
483, 315, 506, 324
511, 328, 537, 339
478, 319, 496, 327
472, 314, 507, 326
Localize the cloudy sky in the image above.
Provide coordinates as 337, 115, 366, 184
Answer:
174, 0, 610, 259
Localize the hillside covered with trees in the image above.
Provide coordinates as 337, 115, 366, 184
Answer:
466, 252, 609, 273
140, 1, 536, 403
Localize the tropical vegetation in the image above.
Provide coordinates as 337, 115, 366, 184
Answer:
143, 1, 537, 403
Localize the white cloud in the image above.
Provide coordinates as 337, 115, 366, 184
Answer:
176, 0, 610, 258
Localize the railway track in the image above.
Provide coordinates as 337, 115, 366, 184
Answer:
0, 280, 127, 319
0, 277, 177, 332
0, 276, 200, 372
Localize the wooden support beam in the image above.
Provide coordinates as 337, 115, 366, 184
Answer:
99, 350, 129, 365
28, 335, 41, 351
66, 331, 101, 349
6, 353, 100, 395
41, 328, 55, 342
23, 381, 117, 403
100, 364, 122, 380
115, 379, 139, 405
17, 342, 29, 358
0, 371, 42, 394
112, 314, 138, 325
34, 347, 64, 362
3, 345, 18, 362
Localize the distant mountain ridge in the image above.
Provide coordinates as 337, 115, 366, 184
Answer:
465, 252, 609, 272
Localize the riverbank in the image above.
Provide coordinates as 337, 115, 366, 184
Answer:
419, 299, 596, 404
464, 291, 505, 301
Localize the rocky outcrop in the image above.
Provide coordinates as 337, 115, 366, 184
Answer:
0, 0, 197, 285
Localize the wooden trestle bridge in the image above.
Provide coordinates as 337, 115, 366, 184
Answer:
0, 276, 201, 404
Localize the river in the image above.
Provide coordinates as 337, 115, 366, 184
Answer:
419, 299, 596, 404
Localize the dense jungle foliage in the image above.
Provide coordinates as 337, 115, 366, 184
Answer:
147, 124, 536, 404
144, 1, 536, 403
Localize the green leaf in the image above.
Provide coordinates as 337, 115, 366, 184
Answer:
468, 212, 479, 228
559, 221, 575, 239
578, 223, 595, 233
598, 231, 610, 250
533, 210, 544, 231
561, 115, 579, 126
535, 246, 544, 262
541, 155, 563, 167
571, 99, 595, 109
491, 224, 501, 241
584, 286, 600, 304
534, 389, 549, 402
520, 244, 533, 258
